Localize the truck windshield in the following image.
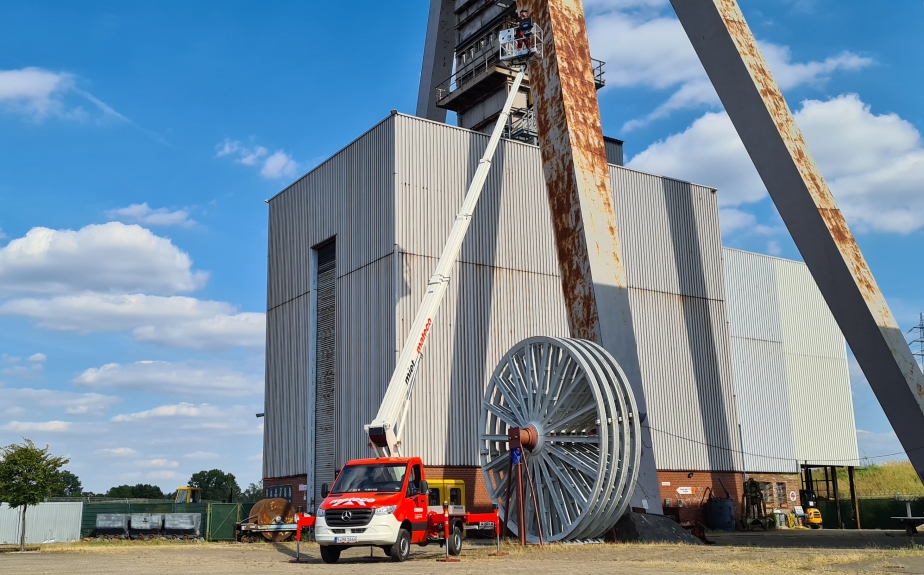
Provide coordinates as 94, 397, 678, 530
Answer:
331, 464, 407, 494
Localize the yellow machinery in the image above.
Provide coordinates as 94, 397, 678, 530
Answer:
426, 479, 466, 510
174, 487, 202, 504
806, 508, 823, 528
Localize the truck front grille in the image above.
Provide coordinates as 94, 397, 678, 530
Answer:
326, 508, 374, 527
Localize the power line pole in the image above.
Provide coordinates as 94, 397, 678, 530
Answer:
907, 313, 924, 370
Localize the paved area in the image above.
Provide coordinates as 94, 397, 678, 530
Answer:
2, 531, 924, 574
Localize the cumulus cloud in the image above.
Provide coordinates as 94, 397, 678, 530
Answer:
76, 362, 262, 398
628, 95, 924, 234
3, 388, 118, 417
28, 353, 46, 362
133, 311, 265, 350
95, 447, 140, 458
216, 138, 298, 180
135, 458, 179, 469
106, 203, 195, 227
0, 67, 126, 122
2, 420, 71, 432
0, 222, 207, 296
585, 5, 872, 130
0, 293, 264, 350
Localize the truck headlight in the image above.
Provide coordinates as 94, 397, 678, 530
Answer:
374, 505, 397, 515
316, 509, 325, 518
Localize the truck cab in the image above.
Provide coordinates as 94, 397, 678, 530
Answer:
314, 457, 463, 563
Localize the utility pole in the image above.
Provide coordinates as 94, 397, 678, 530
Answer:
907, 313, 924, 371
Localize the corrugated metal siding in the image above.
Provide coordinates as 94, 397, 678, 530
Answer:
263, 296, 310, 478
723, 248, 797, 473
265, 116, 395, 479
775, 259, 859, 465
0, 502, 83, 544
611, 170, 725, 300
396, 254, 570, 465
267, 117, 395, 310
336, 254, 397, 465
267, 113, 743, 474
603, 137, 624, 167
630, 289, 741, 471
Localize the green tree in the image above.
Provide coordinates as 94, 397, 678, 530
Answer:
0, 439, 69, 551
189, 469, 241, 502
105, 484, 166, 499
241, 481, 263, 503
52, 470, 83, 497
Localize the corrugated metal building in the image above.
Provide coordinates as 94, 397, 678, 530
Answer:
0, 503, 83, 544
263, 112, 856, 512
723, 248, 859, 474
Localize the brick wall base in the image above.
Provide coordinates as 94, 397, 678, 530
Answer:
745, 472, 802, 513
658, 471, 744, 524
263, 474, 308, 511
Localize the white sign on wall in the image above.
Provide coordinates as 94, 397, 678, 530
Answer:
676, 486, 694, 495
789, 490, 797, 502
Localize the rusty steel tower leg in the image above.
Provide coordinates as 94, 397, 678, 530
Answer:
671, 0, 924, 480
522, 0, 662, 514
416, 0, 455, 122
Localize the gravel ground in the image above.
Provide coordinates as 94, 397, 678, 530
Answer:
2, 531, 924, 574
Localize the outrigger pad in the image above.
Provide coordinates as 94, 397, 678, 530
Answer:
613, 512, 702, 545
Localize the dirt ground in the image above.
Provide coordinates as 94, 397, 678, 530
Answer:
3, 531, 924, 574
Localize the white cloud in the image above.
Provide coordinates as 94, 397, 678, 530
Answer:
629, 111, 764, 206
0, 228, 8, 241
4, 388, 118, 417
216, 139, 298, 180
184, 451, 219, 460
0, 67, 126, 122
28, 353, 46, 362
629, 95, 924, 234
260, 151, 298, 179
95, 447, 140, 458
133, 311, 265, 350
0, 67, 74, 118
0, 222, 207, 296
135, 459, 179, 469
107, 203, 195, 227
1, 363, 43, 379
585, 7, 871, 130
0, 293, 264, 350
2, 420, 70, 432
77, 362, 262, 398
719, 208, 777, 237
110, 403, 217, 422
147, 470, 179, 481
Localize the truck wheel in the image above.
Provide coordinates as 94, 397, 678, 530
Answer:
320, 545, 341, 564
390, 528, 411, 562
448, 523, 463, 556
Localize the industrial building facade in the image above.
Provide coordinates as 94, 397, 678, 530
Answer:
263, 113, 858, 520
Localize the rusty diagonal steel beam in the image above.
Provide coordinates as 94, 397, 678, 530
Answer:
522, 0, 663, 513
671, 0, 924, 480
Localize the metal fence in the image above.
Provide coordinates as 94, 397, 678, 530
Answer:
81, 502, 256, 541
0, 502, 83, 544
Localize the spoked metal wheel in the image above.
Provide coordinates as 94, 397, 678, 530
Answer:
479, 336, 640, 542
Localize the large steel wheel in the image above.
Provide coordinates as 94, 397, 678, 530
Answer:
479, 337, 640, 542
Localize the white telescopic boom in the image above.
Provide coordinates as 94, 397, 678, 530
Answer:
365, 68, 527, 457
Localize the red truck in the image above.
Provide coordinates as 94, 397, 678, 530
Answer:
313, 456, 497, 563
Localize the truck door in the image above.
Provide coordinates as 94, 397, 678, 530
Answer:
408, 464, 428, 542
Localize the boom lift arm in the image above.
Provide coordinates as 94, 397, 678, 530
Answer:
365, 68, 527, 457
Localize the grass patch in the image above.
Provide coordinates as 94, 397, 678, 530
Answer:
841, 462, 924, 498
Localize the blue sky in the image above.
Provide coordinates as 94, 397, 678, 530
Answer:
0, 0, 921, 493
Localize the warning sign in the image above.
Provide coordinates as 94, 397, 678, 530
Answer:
789, 490, 797, 502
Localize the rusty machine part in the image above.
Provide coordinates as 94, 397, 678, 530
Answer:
480, 336, 640, 542
248, 498, 296, 542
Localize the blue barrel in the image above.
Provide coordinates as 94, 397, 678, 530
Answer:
705, 498, 736, 531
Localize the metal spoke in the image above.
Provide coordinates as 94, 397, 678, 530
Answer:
480, 336, 640, 543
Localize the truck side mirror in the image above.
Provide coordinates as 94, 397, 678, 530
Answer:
321, 483, 330, 498
419, 480, 429, 496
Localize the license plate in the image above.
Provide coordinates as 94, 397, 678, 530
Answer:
334, 536, 358, 543
478, 522, 495, 530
